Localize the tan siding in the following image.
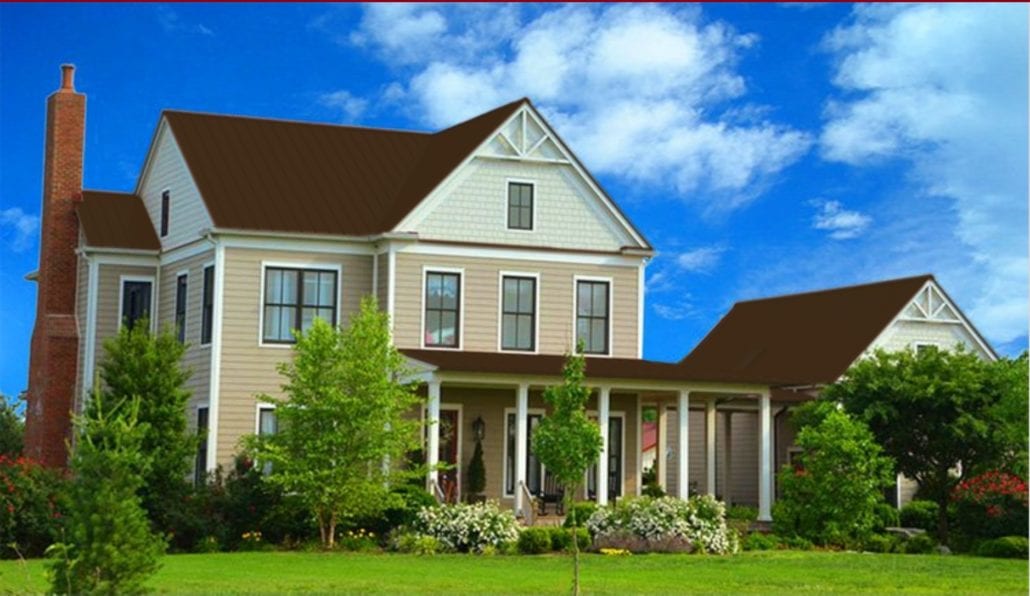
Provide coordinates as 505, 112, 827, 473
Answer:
74, 249, 88, 409
94, 263, 157, 369
139, 125, 213, 250
158, 250, 214, 414
393, 252, 639, 357
215, 247, 374, 465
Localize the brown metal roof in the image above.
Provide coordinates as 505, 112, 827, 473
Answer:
77, 190, 160, 250
678, 275, 935, 386
164, 99, 525, 236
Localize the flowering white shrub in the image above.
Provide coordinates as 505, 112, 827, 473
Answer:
587, 495, 738, 554
412, 501, 520, 553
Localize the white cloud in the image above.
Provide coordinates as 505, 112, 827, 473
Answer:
351, 4, 811, 209
0, 207, 39, 252
820, 3, 1027, 343
811, 199, 871, 240
653, 302, 697, 321
676, 246, 725, 273
319, 90, 368, 122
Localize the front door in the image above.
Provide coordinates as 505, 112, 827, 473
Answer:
437, 408, 460, 503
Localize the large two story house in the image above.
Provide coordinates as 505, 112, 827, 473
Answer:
24, 66, 996, 521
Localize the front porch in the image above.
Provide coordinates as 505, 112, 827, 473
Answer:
405, 349, 806, 524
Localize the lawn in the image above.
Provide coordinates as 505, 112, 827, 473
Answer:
1, 550, 1026, 594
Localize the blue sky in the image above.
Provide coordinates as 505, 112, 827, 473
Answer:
1, 3, 1027, 400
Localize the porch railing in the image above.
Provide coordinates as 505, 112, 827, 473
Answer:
519, 481, 537, 526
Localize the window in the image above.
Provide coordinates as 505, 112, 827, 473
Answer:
501, 276, 536, 351
505, 412, 543, 496
576, 280, 610, 354
121, 279, 152, 330
262, 267, 338, 344
160, 190, 170, 238
194, 407, 209, 486
915, 343, 936, 355
423, 271, 461, 348
201, 265, 214, 345
175, 273, 188, 343
507, 182, 533, 230
257, 406, 278, 474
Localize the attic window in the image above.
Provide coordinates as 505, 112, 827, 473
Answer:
160, 190, 170, 238
507, 182, 533, 231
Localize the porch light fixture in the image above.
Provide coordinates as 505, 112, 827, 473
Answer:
472, 416, 485, 442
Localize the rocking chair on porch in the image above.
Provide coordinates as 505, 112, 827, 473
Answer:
537, 474, 565, 516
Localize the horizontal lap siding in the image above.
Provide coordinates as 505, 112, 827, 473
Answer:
74, 252, 88, 408
215, 247, 374, 465
393, 253, 639, 357
94, 263, 157, 371
158, 249, 214, 417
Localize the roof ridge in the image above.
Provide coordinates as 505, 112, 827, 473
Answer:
734, 274, 934, 305
162, 109, 432, 137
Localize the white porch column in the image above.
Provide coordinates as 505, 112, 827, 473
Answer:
758, 390, 773, 522
656, 404, 668, 490
597, 386, 611, 505
723, 411, 733, 505
677, 390, 690, 500
705, 397, 717, 497
427, 380, 441, 489
514, 383, 529, 515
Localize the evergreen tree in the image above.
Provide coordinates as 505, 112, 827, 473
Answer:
466, 439, 486, 500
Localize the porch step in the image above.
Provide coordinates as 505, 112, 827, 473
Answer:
529, 514, 566, 527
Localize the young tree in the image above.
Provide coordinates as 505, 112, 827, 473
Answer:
245, 297, 422, 548
0, 394, 24, 457
47, 391, 163, 594
533, 350, 602, 596
773, 401, 895, 547
825, 346, 1018, 541
98, 319, 195, 536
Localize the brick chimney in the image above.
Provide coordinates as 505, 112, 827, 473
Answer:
23, 64, 85, 467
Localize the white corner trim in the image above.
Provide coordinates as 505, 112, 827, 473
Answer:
387, 246, 397, 333
82, 256, 100, 401
637, 260, 646, 359
256, 260, 344, 349
371, 252, 379, 298
420, 266, 465, 351
572, 274, 615, 357
206, 242, 226, 471
496, 270, 541, 354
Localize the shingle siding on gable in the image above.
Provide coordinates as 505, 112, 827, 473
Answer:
139, 125, 213, 250
870, 318, 991, 359
412, 158, 628, 252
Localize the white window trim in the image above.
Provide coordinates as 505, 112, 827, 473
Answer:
200, 260, 215, 348
117, 274, 157, 333
423, 402, 464, 503
504, 178, 536, 233
175, 269, 189, 340
255, 402, 277, 434
502, 406, 546, 498
496, 271, 541, 354
572, 275, 614, 357
587, 409, 627, 499
420, 266, 465, 351
257, 260, 344, 349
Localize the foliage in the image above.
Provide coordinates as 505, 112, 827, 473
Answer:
98, 319, 196, 539
863, 533, 901, 553
872, 503, 899, 531
410, 501, 520, 553
466, 439, 486, 499
773, 401, 894, 548
390, 531, 446, 555
726, 505, 759, 522
900, 532, 937, 554
951, 471, 1028, 541
336, 528, 378, 552
47, 393, 164, 594
517, 527, 553, 554
0, 395, 24, 458
0, 455, 64, 559
550, 527, 590, 552
743, 533, 780, 551
587, 495, 737, 554
981, 353, 1028, 479
640, 465, 665, 498
826, 347, 1023, 541
531, 349, 602, 592
899, 500, 940, 533
244, 298, 422, 548
977, 536, 1029, 559
563, 502, 597, 529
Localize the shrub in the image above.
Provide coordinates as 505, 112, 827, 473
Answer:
353, 483, 437, 539
563, 502, 597, 529
390, 531, 446, 555
550, 527, 590, 552
726, 505, 759, 522
780, 535, 814, 551
951, 471, 1028, 541
863, 534, 900, 553
336, 528, 379, 552
465, 440, 486, 499
517, 528, 552, 554
411, 501, 519, 553
976, 536, 1029, 559
872, 503, 899, 531
901, 532, 937, 554
587, 495, 737, 554
899, 500, 939, 533
743, 533, 779, 551
0, 455, 65, 559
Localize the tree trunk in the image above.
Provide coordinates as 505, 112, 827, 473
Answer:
936, 467, 951, 543
568, 492, 580, 596
328, 513, 337, 549
318, 512, 327, 547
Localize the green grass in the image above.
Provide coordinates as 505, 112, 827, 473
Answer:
1, 550, 1026, 594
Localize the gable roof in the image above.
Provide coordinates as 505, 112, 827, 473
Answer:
161, 99, 525, 237
77, 190, 159, 250
678, 275, 937, 386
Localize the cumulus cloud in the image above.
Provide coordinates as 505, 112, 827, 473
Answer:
319, 90, 368, 122
675, 246, 725, 273
653, 302, 698, 321
811, 199, 871, 240
820, 3, 1028, 343
350, 3, 811, 209
0, 207, 39, 252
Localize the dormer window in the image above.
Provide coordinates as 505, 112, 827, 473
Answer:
160, 190, 170, 237
507, 182, 533, 230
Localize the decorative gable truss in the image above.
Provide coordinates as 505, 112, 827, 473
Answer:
882, 279, 997, 361
481, 108, 567, 163
899, 282, 961, 323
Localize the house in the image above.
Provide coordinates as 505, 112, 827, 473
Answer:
22, 65, 995, 523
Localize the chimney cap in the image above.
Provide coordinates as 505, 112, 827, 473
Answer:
60, 64, 75, 91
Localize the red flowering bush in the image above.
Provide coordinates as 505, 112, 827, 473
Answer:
0, 454, 66, 558
951, 471, 1028, 541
